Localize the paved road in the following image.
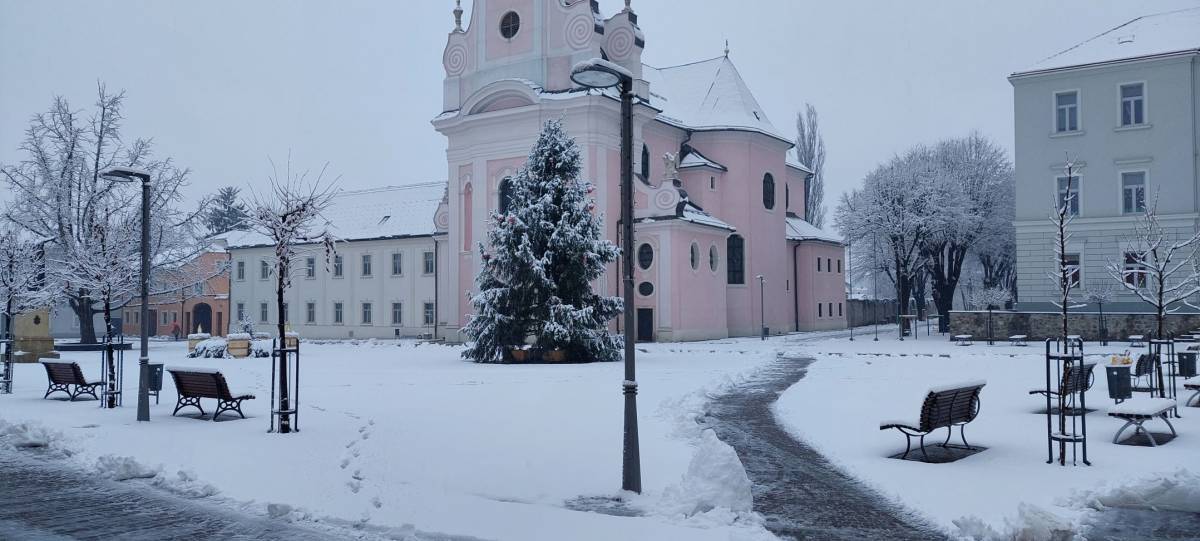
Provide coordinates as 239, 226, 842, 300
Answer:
703, 356, 948, 540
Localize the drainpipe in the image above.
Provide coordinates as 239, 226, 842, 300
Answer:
792, 242, 801, 332
433, 238, 440, 341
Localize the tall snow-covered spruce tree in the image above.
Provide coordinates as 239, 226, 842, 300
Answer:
463, 120, 622, 363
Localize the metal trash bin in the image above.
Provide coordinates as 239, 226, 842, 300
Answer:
148, 363, 164, 404
1179, 352, 1198, 379
1106, 365, 1132, 401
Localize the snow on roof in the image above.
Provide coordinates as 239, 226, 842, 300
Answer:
225, 182, 447, 249
679, 148, 727, 171
680, 204, 735, 231
642, 56, 786, 142
1017, 7, 1200, 75
786, 149, 813, 174
786, 217, 842, 244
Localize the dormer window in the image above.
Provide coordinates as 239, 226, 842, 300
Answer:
500, 11, 520, 40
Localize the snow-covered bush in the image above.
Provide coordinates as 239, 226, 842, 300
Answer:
189, 337, 269, 358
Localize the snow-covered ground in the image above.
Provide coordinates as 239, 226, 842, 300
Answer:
775, 331, 1200, 538
0, 338, 782, 541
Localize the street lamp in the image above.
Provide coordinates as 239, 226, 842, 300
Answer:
848, 241, 854, 341
872, 232, 879, 342
756, 275, 766, 340
571, 58, 640, 494
101, 166, 152, 422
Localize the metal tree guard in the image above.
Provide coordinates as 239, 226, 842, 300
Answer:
1, 316, 12, 395
1044, 338, 1090, 466
269, 338, 301, 433
1148, 338, 1179, 418
99, 331, 125, 408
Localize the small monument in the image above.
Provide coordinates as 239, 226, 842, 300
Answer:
13, 309, 58, 362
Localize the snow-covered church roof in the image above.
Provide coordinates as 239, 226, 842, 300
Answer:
221, 182, 447, 249
1016, 7, 1200, 75
786, 217, 842, 244
642, 56, 786, 142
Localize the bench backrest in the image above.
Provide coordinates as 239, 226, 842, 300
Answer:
919, 383, 985, 432
168, 370, 234, 400
42, 362, 85, 385
1134, 354, 1156, 377
1061, 363, 1096, 394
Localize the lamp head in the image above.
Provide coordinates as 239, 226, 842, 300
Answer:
570, 58, 632, 90
100, 166, 151, 183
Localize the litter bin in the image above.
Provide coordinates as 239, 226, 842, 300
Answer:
148, 363, 164, 405
1106, 365, 1132, 401
1179, 352, 1198, 379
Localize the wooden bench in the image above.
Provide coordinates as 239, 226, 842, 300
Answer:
952, 335, 973, 346
40, 360, 104, 401
1109, 398, 1177, 446
1129, 335, 1145, 347
167, 367, 255, 422
1009, 335, 1028, 346
880, 380, 987, 461
1029, 362, 1095, 414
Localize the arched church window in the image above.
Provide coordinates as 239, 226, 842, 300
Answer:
727, 235, 745, 284
785, 183, 790, 209
641, 144, 650, 180
637, 243, 654, 270
763, 173, 776, 210
462, 183, 473, 251
498, 177, 513, 215
690, 242, 700, 270
500, 12, 520, 39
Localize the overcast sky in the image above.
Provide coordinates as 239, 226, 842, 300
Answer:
3, 0, 1199, 217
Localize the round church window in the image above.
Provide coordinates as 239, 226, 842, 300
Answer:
500, 11, 521, 39
638, 282, 654, 297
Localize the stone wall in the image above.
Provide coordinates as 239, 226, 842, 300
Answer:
848, 299, 899, 328
949, 310, 1200, 341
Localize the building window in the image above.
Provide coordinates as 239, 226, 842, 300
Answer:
785, 184, 790, 209
710, 177, 716, 190
361, 254, 372, 277
762, 173, 776, 210
828, 302, 834, 318
305, 257, 316, 278
499, 11, 520, 39
260, 260, 270, 280
361, 303, 373, 325
1062, 254, 1081, 289
1055, 90, 1079, 133
818, 303, 823, 318
727, 235, 745, 285
1123, 252, 1147, 289
423, 251, 436, 275
817, 258, 822, 272
423, 302, 435, 326
838, 303, 844, 317
837, 259, 843, 273
236, 261, 245, 281
282, 303, 289, 323
392, 303, 403, 326
1120, 83, 1145, 126
1056, 176, 1080, 216
259, 303, 269, 323
332, 255, 343, 277
637, 243, 654, 270
1121, 172, 1146, 214
392, 253, 403, 276
709, 245, 719, 272
236, 303, 245, 322
498, 177, 513, 215
333, 302, 344, 324
306, 302, 316, 324
641, 144, 650, 180
827, 258, 833, 273
690, 242, 700, 270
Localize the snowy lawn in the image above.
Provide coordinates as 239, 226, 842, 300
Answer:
776, 331, 1200, 537
0, 338, 783, 541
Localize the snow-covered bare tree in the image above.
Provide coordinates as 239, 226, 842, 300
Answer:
248, 157, 338, 433
1083, 283, 1117, 344
970, 286, 1012, 345
0, 228, 52, 394
976, 182, 1017, 299
923, 134, 1013, 330
836, 146, 937, 316
795, 104, 827, 227
1, 84, 206, 343
1106, 196, 1200, 339
204, 186, 250, 235
1048, 160, 1082, 341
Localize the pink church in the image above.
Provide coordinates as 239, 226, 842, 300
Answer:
432, 0, 847, 342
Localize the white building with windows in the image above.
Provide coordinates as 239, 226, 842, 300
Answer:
224, 183, 449, 339
1009, 8, 1200, 311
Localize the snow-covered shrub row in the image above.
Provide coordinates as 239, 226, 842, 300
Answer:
188, 337, 270, 358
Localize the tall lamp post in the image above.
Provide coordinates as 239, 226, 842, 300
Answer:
848, 241, 854, 341
872, 232, 879, 341
100, 167, 152, 422
571, 58, 640, 494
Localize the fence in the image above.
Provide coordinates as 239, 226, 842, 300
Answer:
848, 299, 900, 328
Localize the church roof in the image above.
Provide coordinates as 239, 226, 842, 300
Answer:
643, 56, 786, 142
1015, 7, 1200, 76
678, 147, 727, 172
786, 217, 842, 244
222, 182, 447, 249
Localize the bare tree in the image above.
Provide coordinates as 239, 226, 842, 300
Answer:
795, 104, 827, 227
248, 157, 338, 433
1107, 196, 1200, 339
1083, 283, 1117, 344
0, 228, 53, 394
1048, 160, 1082, 342
1, 84, 206, 343
969, 286, 1012, 345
